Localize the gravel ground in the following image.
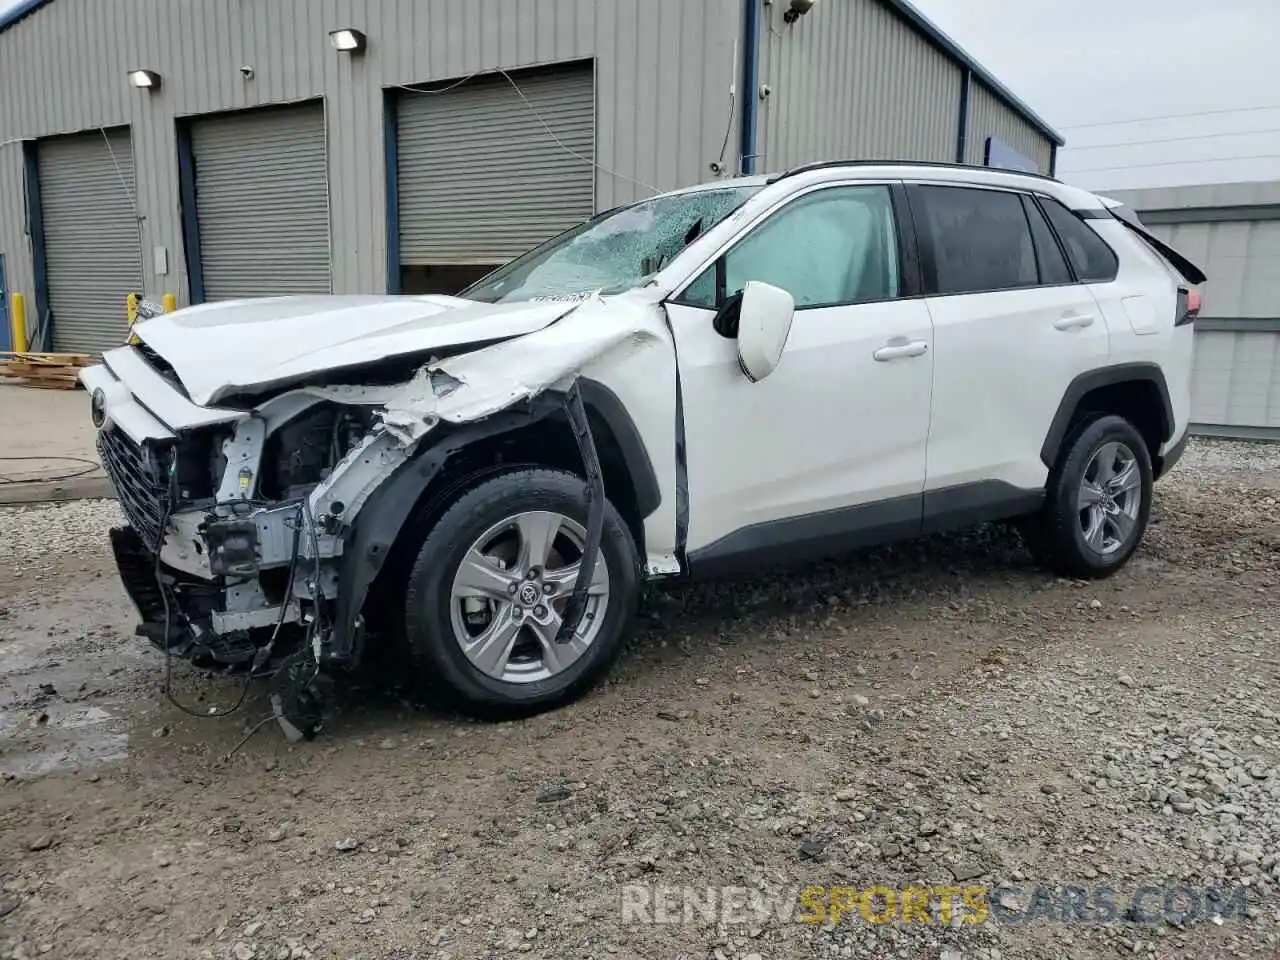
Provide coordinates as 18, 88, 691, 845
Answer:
0, 438, 1277, 960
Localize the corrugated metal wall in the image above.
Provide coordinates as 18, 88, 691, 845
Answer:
38, 127, 144, 353
757, 0, 963, 172
190, 102, 332, 300
0, 142, 26, 335
397, 63, 596, 267
964, 80, 1054, 174
0, 0, 741, 310
1107, 182, 1280, 436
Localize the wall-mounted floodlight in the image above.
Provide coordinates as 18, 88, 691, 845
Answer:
783, 0, 818, 24
329, 28, 367, 54
129, 69, 162, 91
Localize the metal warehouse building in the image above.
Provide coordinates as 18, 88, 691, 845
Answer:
0, 0, 1062, 356
1107, 181, 1280, 440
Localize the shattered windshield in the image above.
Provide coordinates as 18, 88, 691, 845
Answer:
461, 185, 762, 304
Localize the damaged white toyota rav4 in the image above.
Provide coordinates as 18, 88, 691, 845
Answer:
83, 161, 1205, 728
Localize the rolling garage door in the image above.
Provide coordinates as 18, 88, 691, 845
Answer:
397, 62, 595, 294
191, 102, 330, 301
38, 129, 143, 354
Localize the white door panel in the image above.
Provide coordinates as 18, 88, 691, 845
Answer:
670, 299, 934, 552
924, 285, 1111, 492
907, 183, 1114, 494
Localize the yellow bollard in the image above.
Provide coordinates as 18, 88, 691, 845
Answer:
162, 293, 177, 313
127, 293, 139, 326
10, 292, 28, 354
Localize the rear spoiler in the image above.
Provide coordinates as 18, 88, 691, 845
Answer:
1116, 216, 1207, 285
1095, 200, 1208, 285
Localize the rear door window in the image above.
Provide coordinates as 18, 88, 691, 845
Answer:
1037, 196, 1120, 282
911, 185, 1038, 295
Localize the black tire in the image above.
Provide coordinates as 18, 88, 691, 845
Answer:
1020, 413, 1154, 579
403, 467, 640, 717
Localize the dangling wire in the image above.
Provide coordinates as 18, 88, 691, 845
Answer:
158, 499, 305, 719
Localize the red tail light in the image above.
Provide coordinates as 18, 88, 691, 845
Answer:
1175, 287, 1200, 326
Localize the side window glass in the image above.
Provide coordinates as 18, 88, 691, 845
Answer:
915, 185, 1037, 295
1039, 196, 1120, 282
681, 264, 717, 307
1021, 195, 1072, 285
681, 186, 901, 309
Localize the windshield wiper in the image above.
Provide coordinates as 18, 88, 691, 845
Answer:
640, 218, 707, 276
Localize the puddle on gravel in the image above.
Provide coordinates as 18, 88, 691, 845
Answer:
0, 580, 143, 780
0, 701, 130, 778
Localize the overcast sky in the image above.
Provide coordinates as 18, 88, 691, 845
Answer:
913, 0, 1280, 191
3, 0, 1277, 192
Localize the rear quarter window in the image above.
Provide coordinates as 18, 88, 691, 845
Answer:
1038, 196, 1120, 283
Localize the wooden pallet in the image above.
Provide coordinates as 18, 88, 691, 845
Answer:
0, 351, 95, 390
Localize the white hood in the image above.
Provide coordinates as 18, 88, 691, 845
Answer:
133, 294, 579, 406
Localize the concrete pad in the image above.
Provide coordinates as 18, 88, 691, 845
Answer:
0, 383, 114, 504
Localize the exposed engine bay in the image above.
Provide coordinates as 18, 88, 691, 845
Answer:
262, 403, 377, 500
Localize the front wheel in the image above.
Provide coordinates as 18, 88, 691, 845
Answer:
1020, 414, 1153, 579
403, 468, 640, 717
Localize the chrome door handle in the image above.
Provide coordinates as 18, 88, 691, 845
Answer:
873, 339, 929, 361
1054, 313, 1095, 331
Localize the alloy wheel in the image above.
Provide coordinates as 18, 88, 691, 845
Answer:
448, 511, 610, 683
1077, 441, 1142, 556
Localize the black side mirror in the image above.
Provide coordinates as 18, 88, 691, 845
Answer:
712, 291, 743, 339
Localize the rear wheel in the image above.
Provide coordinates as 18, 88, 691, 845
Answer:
1020, 414, 1153, 579
403, 468, 639, 716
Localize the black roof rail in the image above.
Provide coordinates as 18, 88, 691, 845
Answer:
765, 159, 1063, 186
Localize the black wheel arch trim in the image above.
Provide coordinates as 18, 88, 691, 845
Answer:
329, 400, 561, 664
329, 380, 660, 662
576, 377, 662, 521
1154, 429, 1188, 481
1040, 364, 1174, 469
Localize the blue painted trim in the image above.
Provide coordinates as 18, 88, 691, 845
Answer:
739, 0, 761, 175
21, 140, 50, 352
954, 68, 972, 164
384, 90, 401, 294
0, 0, 53, 34
174, 120, 206, 304
0, 253, 10, 352
879, 0, 1064, 147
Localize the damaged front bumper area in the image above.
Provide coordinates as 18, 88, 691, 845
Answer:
98, 425, 368, 674
86, 291, 664, 728
88, 355, 615, 686
85, 354, 440, 677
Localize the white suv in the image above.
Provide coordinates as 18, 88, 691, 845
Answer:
83, 161, 1205, 725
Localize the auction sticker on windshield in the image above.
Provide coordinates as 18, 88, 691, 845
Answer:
529, 291, 599, 303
